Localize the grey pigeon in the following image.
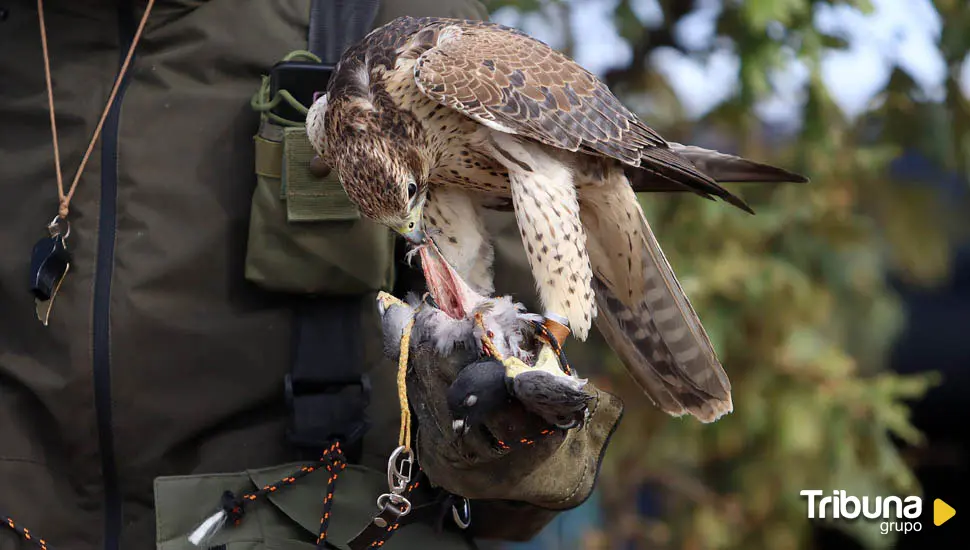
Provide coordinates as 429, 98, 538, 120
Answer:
446, 356, 592, 433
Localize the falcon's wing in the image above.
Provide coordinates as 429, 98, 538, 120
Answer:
408, 19, 753, 212
626, 143, 809, 192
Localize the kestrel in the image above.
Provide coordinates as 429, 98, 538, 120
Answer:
306, 17, 807, 422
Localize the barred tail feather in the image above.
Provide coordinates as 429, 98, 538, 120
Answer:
592, 277, 732, 422
580, 171, 732, 422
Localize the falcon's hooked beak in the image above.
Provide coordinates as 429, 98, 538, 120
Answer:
395, 209, 426, 245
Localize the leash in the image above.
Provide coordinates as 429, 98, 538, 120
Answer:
397, 317, 416, 452
2, 515, 49, 550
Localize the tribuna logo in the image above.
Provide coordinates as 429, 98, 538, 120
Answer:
800, 490, 923, 534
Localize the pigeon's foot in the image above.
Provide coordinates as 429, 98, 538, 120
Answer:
377, 291, 407, 316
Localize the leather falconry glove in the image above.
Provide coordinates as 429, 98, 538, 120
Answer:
377, 290, 623, 520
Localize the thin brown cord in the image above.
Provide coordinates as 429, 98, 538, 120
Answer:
37, 0, 155, 219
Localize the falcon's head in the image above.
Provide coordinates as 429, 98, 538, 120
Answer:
307, 92, 430, 244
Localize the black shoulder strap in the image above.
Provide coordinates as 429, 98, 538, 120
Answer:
285, 0, 382, 464
286, 297, 372, 461
309, 0, 381, 63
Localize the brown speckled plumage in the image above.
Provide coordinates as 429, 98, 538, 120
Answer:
306, 16, 808, 422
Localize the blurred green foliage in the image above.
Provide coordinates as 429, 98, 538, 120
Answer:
485, 0, 970, 548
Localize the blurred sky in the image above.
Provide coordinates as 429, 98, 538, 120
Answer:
492, 0, 970, 125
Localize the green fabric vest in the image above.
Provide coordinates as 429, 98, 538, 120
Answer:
0, 1, 513, 548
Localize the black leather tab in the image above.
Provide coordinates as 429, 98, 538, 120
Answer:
348, 504, 404, 550
347, 479, 463, 549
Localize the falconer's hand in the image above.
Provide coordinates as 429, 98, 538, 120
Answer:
376, 291, 623, 539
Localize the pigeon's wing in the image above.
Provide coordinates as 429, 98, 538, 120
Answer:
408, 19, 755, 212
511, 370, 590, 429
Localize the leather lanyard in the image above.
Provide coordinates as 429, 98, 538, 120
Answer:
29, 0, 154, 325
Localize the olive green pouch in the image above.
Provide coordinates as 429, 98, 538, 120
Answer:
154, 463, 475, 550
244, 54, 395, 296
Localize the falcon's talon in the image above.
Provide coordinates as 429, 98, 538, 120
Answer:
404, 245, 423, 267
528, 321, 575, 377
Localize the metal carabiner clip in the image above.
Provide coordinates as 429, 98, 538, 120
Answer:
386, 445, 414, 495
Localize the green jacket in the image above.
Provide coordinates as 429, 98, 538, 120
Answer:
0, 1, 618, 548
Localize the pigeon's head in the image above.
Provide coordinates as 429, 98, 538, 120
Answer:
307, 91, 431, 245
446, 359, 512, 435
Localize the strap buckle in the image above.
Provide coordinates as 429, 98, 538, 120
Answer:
284, 372, 372, 457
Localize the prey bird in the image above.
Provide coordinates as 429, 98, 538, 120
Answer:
447, 358, 592, 434
377, 242, 592, 434
307, 16, 808, 423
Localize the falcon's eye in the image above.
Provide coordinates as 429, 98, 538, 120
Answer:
407, 182, 418, 199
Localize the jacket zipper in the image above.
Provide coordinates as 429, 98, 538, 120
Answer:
93, 2, 136, 549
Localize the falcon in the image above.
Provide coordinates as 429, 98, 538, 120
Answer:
306, 16, 807, 423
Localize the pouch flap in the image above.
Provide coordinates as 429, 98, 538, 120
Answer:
156, 463, 473, 550
243, 173, 397, 295
155, 469, 307, 550
251, 464, 384, 548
